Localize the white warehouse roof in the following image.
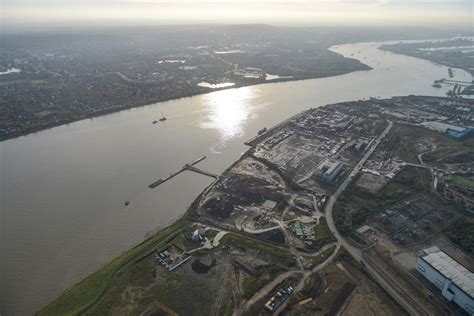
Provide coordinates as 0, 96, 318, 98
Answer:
420, 246, 474, 298
420, 121, 465, 133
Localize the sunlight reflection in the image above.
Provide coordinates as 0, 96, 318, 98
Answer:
201, 88, 255, 144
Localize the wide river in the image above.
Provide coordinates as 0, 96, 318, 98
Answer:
1, 39, 472, 314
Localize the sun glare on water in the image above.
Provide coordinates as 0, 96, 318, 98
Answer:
200, 88, 255, 144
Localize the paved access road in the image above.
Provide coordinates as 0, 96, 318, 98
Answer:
325, 120, 393, 262
322, 120, 432, 316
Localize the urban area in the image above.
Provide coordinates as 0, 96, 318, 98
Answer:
0, 26, 370, 141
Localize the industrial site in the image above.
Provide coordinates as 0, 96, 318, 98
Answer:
40, 95, 474, 315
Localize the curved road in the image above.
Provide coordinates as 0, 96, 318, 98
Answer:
325, 120, 393, 262
322, 120, 431, 316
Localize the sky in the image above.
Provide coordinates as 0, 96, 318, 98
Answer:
1, 0, 473, 30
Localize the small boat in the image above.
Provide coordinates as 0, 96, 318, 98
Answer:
258, 127, 267, 135
125, 201, 130, 206
152, 120, 158, 124
159, 112, 167, 121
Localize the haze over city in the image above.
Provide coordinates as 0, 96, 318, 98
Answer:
2, 0, 473, 30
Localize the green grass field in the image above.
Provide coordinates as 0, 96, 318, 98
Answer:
379, 123, 473, 165
315, 217, 332, 241
452, 175, 474, 189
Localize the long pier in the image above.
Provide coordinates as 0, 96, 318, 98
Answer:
148, 156, 217, 189
441, 79, 473, 85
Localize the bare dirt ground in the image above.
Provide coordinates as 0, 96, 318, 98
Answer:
231, 157, 286, 188
339, 261, 408, 316
393, 251, 417, 270
366, 245, 446, 316
341, 286, 405, 316
356, 173, 388, 193
284, 253, 406, 316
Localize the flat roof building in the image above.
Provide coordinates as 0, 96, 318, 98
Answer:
314, 160, 344, 183
263, 200, 277, 209
447, 128, 473, 141
420, 121, 465, 133
416, 246, 474, 315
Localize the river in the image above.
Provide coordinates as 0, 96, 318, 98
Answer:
1, 39, 472, 314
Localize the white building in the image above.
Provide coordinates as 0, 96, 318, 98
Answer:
191, 227, 208, 242
420, 121, 465, 133
416, 246, 474, 315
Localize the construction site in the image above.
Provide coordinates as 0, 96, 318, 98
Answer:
40, 96, 474, 316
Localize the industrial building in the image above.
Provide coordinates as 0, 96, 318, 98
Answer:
191, 227, 209, 242
420, 121, 466, 134
264, 285, 294, 311
446, 127, 473, 141
314, 160, 343, 182
419, 122, 473, 141
416, 246, 474, 315
289, 221, 315, 242
155, 245, 192, 272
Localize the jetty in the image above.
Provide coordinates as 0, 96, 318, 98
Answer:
439, 78, 472, 85
148, 156, 217, 189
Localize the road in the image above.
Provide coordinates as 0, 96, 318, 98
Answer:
272, 243, 341, 315
324, 120, 434, 316
198, 120, 426, 314
239, 271, 303, 313
199, 119, 436, 315
325, 120, 393, 262
325, 121, 436, 315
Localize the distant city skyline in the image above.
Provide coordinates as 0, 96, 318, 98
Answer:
2, 0, 472, 30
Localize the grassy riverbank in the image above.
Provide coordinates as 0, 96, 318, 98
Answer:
37, 219, 191, 315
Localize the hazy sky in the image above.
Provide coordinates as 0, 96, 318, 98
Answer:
2, 0, 473, 29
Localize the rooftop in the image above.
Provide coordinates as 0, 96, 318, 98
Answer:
420, 121, 465, 133
420, 246, 474, 298
263, 200, 277, 209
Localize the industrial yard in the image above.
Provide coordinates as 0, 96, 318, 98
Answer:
39, 95, 474, 315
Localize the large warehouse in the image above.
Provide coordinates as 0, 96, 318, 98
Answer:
416, 246, 474, 315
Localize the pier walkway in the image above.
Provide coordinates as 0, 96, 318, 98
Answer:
441, 79, 472, 85
183, 164, 218, 178
148, 156, 217, 189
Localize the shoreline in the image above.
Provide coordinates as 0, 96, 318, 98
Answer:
379, 43, 474, 77
0, 67, 369, 143
36, 101, 307, 313
37, 94, 474, 315
9, 35, 459, 313
3, 35, 466, 144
